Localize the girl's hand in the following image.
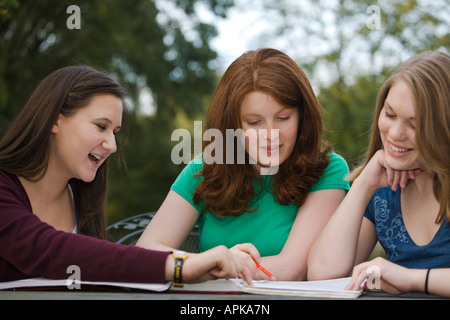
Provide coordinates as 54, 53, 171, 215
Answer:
229, 243, 261, 283
170, 243, 259, 285
359, 150, 423, 192
345, 257, 426, 295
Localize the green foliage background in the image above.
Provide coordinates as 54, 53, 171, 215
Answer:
1, 0, 448, 224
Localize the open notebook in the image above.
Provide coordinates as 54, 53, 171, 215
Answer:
0, 277, 363, 298
239, 278, 363, 298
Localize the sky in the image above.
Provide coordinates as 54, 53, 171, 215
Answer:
199, 0, 272, 71
200, 0, 341, 88
148, 0, 449, 115
206, 0, 335, 72
206, 0, 450, 81
210, 2, 263, 70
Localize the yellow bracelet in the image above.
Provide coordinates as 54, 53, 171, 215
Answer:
173, 251, 189, 287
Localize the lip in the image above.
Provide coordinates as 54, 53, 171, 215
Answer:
387, 141, 413, 157
260, 144, 282, 156
88, 153, 104, 167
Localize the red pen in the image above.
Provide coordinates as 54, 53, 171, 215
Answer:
252, 257, 274, 279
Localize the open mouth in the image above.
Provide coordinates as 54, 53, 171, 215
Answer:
389, 142, 412, 153
89, 153, 102, 164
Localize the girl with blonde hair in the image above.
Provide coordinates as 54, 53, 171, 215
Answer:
308, 51, 450, 298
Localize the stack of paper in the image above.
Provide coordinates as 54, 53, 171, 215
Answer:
239, 278, 363, 298
171, 278, 362, 298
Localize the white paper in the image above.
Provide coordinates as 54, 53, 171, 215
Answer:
0, 277, 171, 292
250, 277, 355, 292
237, 277, 363, 298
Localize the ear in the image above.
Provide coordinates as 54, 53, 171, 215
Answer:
51, 114, 64, 134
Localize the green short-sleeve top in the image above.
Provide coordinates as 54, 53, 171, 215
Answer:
171, 152, 349, 256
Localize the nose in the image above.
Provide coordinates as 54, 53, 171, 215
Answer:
389, 121, 407, 141
259, 122, 279, 142
102, 132, 117, 154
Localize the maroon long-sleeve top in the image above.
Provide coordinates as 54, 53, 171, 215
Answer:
0, 170, 170, 283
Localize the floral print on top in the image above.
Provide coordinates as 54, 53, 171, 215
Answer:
364, 187, 450, 269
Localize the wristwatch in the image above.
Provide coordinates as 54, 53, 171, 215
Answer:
173, 251, 189, 287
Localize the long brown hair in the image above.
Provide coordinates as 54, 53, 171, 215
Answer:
193, 48, 331, 217
350, 51, 450, 222
0, 66, 127, 238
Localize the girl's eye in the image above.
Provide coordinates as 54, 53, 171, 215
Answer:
247, 120, 260, 126
277, 116, 290, 121
385, 111, 395, 118
96, 124, 107, 130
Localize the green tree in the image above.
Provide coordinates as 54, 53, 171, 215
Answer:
251, 0, 449, 167
0, 0, 232, 126
319, 74, 384, 168
0, 0, 233, 221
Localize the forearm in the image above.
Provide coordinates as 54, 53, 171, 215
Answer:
135, 216, 187, 252
1, 221, 171, 283
416, 268, 450, 298
308, 179, 376, 280
258, 254, 307, 281
136, 191, 200, 253
348, 258, 450, 298
136, 236, 177, 252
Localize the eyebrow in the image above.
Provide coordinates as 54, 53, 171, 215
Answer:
241, 113, 260, 118
384, 102, 416, 120
241, 107, 295, 118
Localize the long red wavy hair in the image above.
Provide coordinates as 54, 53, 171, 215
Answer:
193, 48, 331, 217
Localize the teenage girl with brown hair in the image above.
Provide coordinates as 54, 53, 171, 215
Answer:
137, 48, 350, 281
0, 65, 258, 285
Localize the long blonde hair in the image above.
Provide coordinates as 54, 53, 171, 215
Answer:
350, 51, 450, 222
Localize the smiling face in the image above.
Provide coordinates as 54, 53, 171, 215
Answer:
50, 94, 123, 182
240, 91, 299, 169
378, 80, 422, 171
